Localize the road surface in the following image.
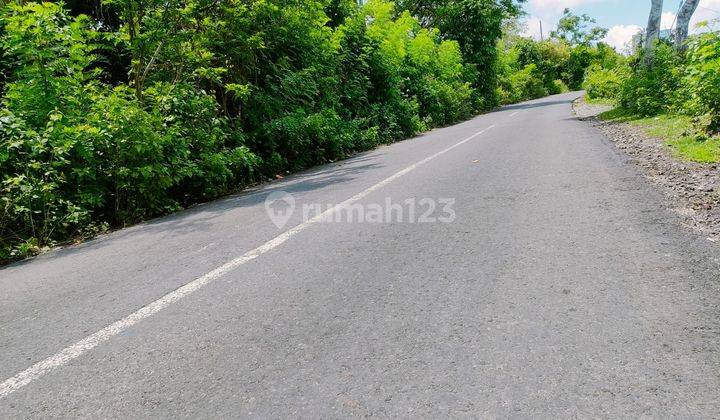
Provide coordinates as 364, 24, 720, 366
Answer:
1, 92, 719, 418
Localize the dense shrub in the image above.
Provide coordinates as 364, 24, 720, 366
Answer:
617, 44, 683, 116
684, 31, 720, 133
561, 45, 595, 90
587, 25, 720, 141
0, 0, 601, 262
583, 65, 622, 99
496, 35, 618, 104
0, 2, 259, 259
552, 79, 570, 94
499, 63, 547, 103
396, 0, 524, 109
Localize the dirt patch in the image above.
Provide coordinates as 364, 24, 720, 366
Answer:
574, 97, 720, 241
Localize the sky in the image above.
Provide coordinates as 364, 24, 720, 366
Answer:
520, 0, 720, 52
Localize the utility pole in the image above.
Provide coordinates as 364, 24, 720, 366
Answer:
540, 20, 544, 41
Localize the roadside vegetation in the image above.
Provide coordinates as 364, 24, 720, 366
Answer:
599, 109, 720, 163
0, 0, 614, 263
497, 8, 620, 103
583, 23, 720, 164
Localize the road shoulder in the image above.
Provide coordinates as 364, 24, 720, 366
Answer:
574, 97, 720, 242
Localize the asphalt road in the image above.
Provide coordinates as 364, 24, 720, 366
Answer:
2, 92, 720, 418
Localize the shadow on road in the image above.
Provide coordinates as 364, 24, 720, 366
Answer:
501, 98, 577, 111
3, 93, 581, 270
2, 155, 384, 270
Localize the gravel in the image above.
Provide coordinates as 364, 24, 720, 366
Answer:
574, 97, 720, 241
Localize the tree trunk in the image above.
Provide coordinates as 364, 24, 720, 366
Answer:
645, 0, 664, 65
674, 0, 700, 51
124, 0, 145, 102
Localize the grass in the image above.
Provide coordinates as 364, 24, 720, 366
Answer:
584, 96, 616, 106
597, 104, 720, 164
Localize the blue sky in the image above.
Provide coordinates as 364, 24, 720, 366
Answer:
520, 0, 720, 51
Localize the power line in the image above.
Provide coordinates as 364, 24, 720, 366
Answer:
698, 4, 720, 15
669, 0, 684, 31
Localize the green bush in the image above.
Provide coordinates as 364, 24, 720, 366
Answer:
552, 79, 570, 94
583, 64, 621, 99
1, 0, 598, 263
684, 31, 720, 133
592, 30, 720, 156
562, 45, 595, 90
499, 63, 547, 103
496, 36, 619, 104
618, 44, 683, 116
0, 2, 259, 260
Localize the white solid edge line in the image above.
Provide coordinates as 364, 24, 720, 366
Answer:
0, 124, 495, 398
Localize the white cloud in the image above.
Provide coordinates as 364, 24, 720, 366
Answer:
690, 0, 720, 33
603, 24, 642, 52
660, 11, 677, 30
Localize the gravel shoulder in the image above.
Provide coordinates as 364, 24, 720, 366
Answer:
574, 97, 720, 241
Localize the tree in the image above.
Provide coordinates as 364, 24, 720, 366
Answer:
674, 0, 700, 51
645, 0, 663, 64
324, 0, 358, 27
394, 0, 525, 108
550, 8, 607, 46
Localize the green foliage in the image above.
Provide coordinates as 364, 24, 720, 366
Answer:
395, 0, 525, 108
551, 8, 607, 46
561, 44, 595, 89
594, 29, 720, 162
583, 64, 621, 100
600, 109, 720, 163
496, 31, 619, 103
597, 34, 720, 130
498, 63, 546, 103
617, 44, 683, 116
324, 0, 358, 28
0, 2, 259, 260
684, 31, 720, 133
552, 79, 569, 94
2, 0, 602, 263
